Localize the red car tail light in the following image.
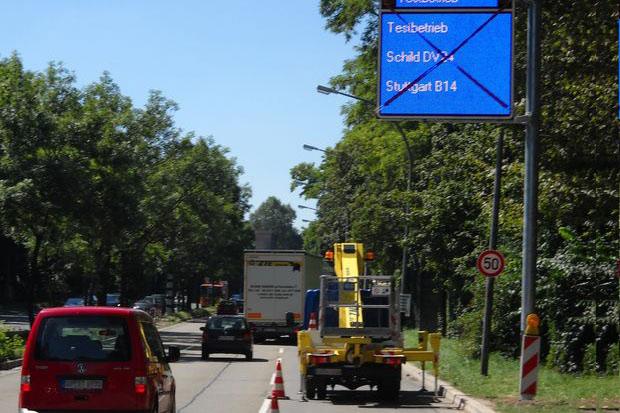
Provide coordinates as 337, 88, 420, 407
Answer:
243, 331, 252, 341
20, 375, 31, 392
134, 376, 147, 394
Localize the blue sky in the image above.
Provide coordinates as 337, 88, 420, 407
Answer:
0, 1, 357, 228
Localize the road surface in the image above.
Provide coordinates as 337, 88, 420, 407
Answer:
0, 320, 456, 412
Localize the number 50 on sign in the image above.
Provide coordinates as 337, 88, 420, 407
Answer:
477, 250, 506, 277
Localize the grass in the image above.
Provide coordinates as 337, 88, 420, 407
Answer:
404, 330, 620, 413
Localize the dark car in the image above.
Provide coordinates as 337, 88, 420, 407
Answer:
19, 306, 179, 413
145, 294, 166, 315
63, 297, 85, 307
106, 293, 121, 307
201, 315, 253, 360
216, 299, 238, 315
133, 300, 156, 317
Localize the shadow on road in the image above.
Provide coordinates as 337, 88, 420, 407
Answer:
159, 330, 201, 339
255, 337, 297, 347
320, 389, 449, 409
178, 353, 268, 363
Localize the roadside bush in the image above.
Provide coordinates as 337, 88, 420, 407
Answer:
164, 311, 192, 323
0, 325, 24, 362
191, 307, 211, 318
605, 343, 619, 375
448, 310, 481, 358
582, 342, 598, 374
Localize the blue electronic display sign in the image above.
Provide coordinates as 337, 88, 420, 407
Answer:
378, 12, 513, 119
395, 0, 500, 8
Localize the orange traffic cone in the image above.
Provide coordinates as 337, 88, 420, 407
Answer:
271, 358, 288, 399
308, 312, 317, 330
270, 395, 280, 413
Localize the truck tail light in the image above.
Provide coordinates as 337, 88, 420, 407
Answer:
243, 331, 252, 341
134, 376, 147, 394
310, 353, 334, 365
382, 357, 403, 366
20, 375, 31, 392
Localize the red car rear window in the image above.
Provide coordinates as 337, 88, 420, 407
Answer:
35, 316, 131, 362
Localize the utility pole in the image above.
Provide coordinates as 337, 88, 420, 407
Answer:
521, 0, 541, 336
519, 0, 542, 401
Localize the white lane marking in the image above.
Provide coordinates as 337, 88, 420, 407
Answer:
258, 398, 271, 413
279, 347, 284, 354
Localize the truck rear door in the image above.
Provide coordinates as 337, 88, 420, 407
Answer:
245, 254, 303, 324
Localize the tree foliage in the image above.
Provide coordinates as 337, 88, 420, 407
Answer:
0, 54, 252, 314
250, 196, 303, 249
294, 1, 619, 372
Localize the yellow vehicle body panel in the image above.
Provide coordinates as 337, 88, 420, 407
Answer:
333, 243, 365, 328
297, 242, 442, 395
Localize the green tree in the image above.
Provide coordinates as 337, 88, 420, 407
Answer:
299, 0, 619, 370
250, 197, 303, 249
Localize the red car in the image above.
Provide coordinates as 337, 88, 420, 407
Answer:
19, 306, 179, 413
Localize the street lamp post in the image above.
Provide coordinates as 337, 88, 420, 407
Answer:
298, 204, 317, 211
317, 84, 416, 324
303, 144, 327, 153
303, 143, 327, 153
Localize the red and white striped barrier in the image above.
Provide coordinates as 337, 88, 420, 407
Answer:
519, 334, 540, 400
308, 312, 317, 330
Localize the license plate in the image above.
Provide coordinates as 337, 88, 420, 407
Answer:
219, 336, 234, 341
62, 379, 103, 390
315, 368, 342, 376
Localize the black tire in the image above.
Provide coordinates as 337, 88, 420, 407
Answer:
168, 395, 176, 413
245, 351, 253, 361
201, 347, 210, 361
378, 378, 400, 401
316, 384, 327, 400
305, 377, 316, 399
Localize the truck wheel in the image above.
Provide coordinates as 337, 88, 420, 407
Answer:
305, 378, 316, 399
245, 351, 253, 361
316, 383, 327, 400
201, 347, 210, 361
378, 378, 400, 401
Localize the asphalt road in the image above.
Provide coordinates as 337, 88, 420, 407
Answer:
0, 320, 456, 412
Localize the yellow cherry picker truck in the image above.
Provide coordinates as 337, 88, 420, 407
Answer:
297, 242, 441, 401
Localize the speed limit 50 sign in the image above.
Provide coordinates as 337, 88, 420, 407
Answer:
477, 250, 506, 277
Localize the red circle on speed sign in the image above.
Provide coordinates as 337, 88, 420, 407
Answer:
477, 250, 505, 277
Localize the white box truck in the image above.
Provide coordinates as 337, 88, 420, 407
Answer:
243, 250, 322, 340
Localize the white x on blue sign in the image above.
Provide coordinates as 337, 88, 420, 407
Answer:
378, 10, 513, 119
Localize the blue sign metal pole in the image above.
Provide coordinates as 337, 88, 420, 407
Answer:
519, 0, 541, 400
